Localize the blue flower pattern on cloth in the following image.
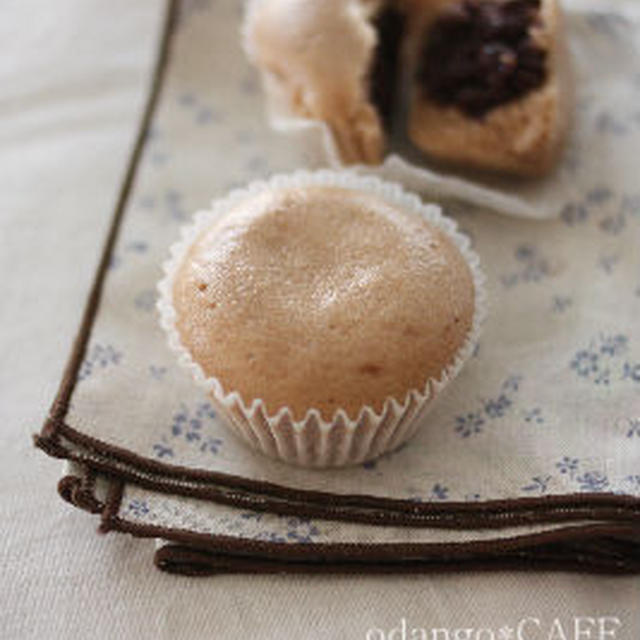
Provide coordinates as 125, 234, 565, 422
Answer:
109, 240, 148, 271
127, 499, 149, 517
520, 458, 615, 495
240, 513, 321, 544
454, 410, 485, 438
570, 333, 639, 386
454, 375, 522, 437
621, 362, 640, 383
134, 289, 157, 311
561, 187, 640, 239
124, 494, 323, 544
501, 245, 554, 288
586, 12, 634, 39
522, 407, 544, 424
551, 295, 572, 313
625, 475, 640, 491
144, 125, 168, 167
576, 471, 610, 493
556, 457, 580, 478
149, 365, 167, 380
177, 92, 224, 126
78, 344, 122, 381
622, 418, 640, 438
521, 475, 552, 494
408, 484, 450, 502
595, 112, 629, 136
152, 402, 223, 460
597, 253, 620, 275
164, 189, 189, 221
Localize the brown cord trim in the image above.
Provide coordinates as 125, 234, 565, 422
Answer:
32, 0, 640, 546
153, 543, 639, 576
99, 479, 125, 534
102, 483, 640, 575
57, 467, 102, 514
41, 427, 640, 530
35, 0, 177, 443
80, 454, 640, 529
149, 527, 636, 568
56, 467, 640, 576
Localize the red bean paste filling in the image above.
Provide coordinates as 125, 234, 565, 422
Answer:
370, 4, 406, 129
416, 0, 547, 118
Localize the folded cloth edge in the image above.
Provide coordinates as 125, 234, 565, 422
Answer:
33, 0, 640, 555
57, 462, 640, 575
43, 430, 640, 530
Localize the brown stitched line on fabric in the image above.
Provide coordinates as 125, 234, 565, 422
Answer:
112, 515, 640, 574
44, 434, 640, 529
75, 452, 640, 530
58, 465, 109, 514
35, 0, 178, 447
35, 433, 70, 458
153, 545, 639, 576
58, 472, 103, 514
58, 475, 82, 505
110, 501, 640, 560
98, 475, 640, 562
64, 470, 636, 576
42, 430, 640, 529
82, 467, 98, 500
43, 421, 640, 524
99, 479, 125, 534
74, 467, 102, 513
93, 469, 640, 574
31, 0, 640, 534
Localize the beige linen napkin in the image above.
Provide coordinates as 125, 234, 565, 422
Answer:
36, 0, 640, 574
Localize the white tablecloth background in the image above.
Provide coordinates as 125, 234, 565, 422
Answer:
1, 1, 638, 638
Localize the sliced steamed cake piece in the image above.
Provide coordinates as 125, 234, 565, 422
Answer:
407, 0, 571, 176
244, 0, 406, 165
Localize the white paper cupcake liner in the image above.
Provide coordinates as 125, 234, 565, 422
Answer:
157, 170, 487, 468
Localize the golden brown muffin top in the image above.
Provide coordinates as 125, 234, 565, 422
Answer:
173, 186, 475, 421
